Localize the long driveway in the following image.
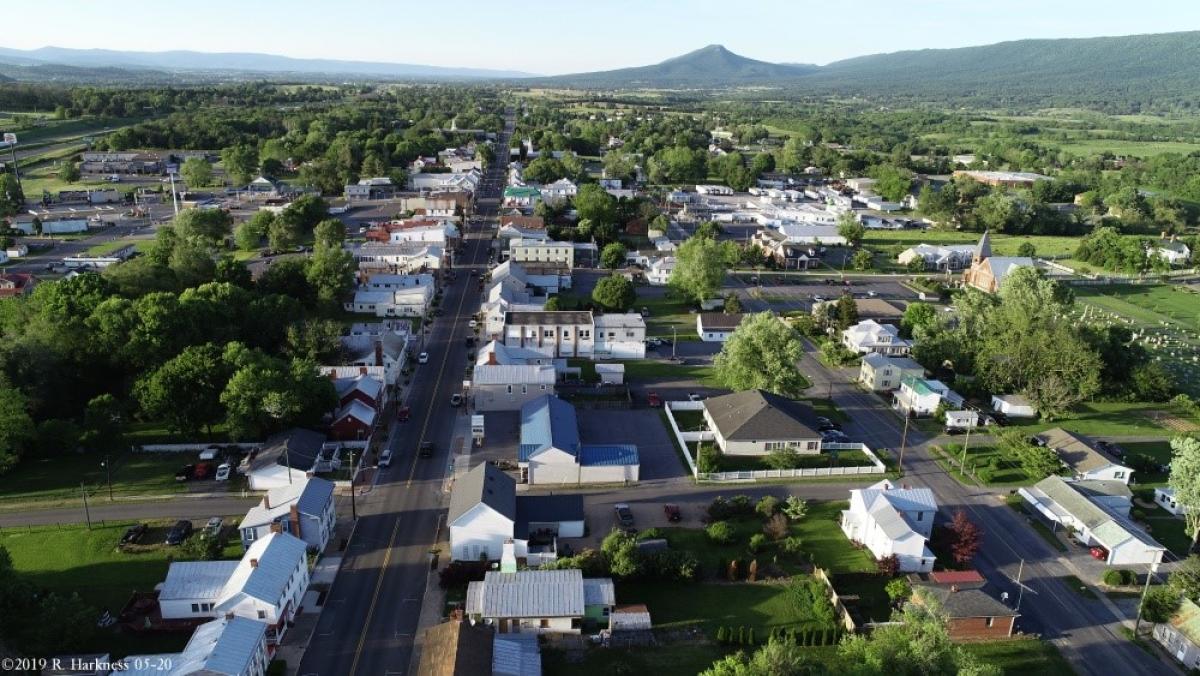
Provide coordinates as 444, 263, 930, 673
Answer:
797, 339, 1174, 676
295, 112, 514, 676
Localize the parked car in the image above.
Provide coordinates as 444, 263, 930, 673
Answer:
193, 462, 214, 480
944, 427, 967, 436
120, 524, 147, 545
1089, 546, 1108, 561
419, 441, 435, 458
468, 320, 478, 329
397, 406, 411, 422
687, 393, 703, 402
450, 394, 464, 407
822, 430, 850, 443
465, 335, 476, 347
614, 503, 635, 532
379, 449, 393, 468
175, 464, 195, 482
418, 352, 430, 364
815, 416, 841, 432
204, 517, 223, 536
664, 504, 682, 523
165, 520, 193, 546
646, 392, 663, 408
214, 463, 232, 481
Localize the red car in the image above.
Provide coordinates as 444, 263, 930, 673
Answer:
1089, 546, 1108, 561
397, 406, 411, 422
664, 504, 682, 522
647, 392, 662, 408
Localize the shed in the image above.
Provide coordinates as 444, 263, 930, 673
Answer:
595, 363, 625, 385
945, 410, 979, 430
991, 394, 1036, 418
610, 604, 653, 632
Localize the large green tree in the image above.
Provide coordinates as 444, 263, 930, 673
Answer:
180, 157, 214, 188
0, 376, 34, 473
135, 343, 232, 436
574, 183, 617, 226
591, 274, 636, 312
221, 144, 259, 186
600, 242, 628, 270
669, 236, 739, 304
837, 212, 865, 248
838, 602, 1000, 676
713, 312, 807, 397
1169, 436, 1200, 547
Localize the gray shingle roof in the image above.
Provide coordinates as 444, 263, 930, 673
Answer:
248, 428, 327, 474
506, 310, 592, 325
914, 584, 1017, 619
698, 313, 744, 331
1036, 427, 1122, 474
703, 389, 822, 441
449, 463, 516, 526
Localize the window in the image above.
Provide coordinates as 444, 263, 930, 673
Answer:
521, 385, 528, 394
540, 619, 550, 628
985, 617, 994, 628
258, 610, 267, 619
915, 512, 923, 521
506, 385, 513, 394
1114, 471, 1125, 479
191, 603, 200, 613
544, 329, 553, 337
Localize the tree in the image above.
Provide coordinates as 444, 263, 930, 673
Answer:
1131, 362, 1174, 401
82, 393, 123, 453
0, 377, 34, 473
1017, 242, 1037, 258
268, 215, 302, 252
181, 157, 214, 188
1142, 585, 1183, 624
697, 444, 721, 473
765, 447, 801, 470
1168, 437, 1200, 546
600, 529, 642, 578
836, 212, 865, 248
59, 161, 81, 183
602, 152, 636, 183
591, 274, 636, 312
221, 144, 259, 186
713, 312, 807, 397
574, 183, 617, 226
695, 221, 723, 240
600, 242, 628, 270
236, 211, 273, 250
788, 578, 836, 628
173, 208, 233, 245
707, 520, 734, 544
724, 293, 742, 314
851, 249, 874, 271
999, 429, 1061, 480
835, 294, 858, 330
870, 165, 915, 202
669, 236, 739, 304
0, 174, 26, 217
839, 602, 1000, 676
700, 637, 817, 676
1169, 555, 1200, 602
307, 243, 356, 306
943, 509, 983, 567
313, 219, 346, 249
900, 302, 937, 338
885, 577, 912, 606
136, 344, 231, 437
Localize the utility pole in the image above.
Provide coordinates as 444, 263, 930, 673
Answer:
103, 454, 113, 501
898, 413, 911, 476
81, 482, 92, 530
348, 449, 357, 520
1014, 559, 1026, 611
1133, 563, 1159, 636
672, 326, 677, 360
285, 446, 293, 485
960, 419, 973, 478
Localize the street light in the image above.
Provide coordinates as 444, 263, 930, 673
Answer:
101, 454, 113, 501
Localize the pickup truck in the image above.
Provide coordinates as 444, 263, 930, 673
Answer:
614, 503, 635, 533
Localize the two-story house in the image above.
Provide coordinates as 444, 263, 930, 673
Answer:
842, 320, 912, 356
841, 480, 937, 572
594, 313, 646, 360
502, 311, 595, 359
859, 353, 926, 391
238, 476, 336, 552
893, 376, 964, 417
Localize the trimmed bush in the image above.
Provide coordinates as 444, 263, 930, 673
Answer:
707, 520, 734, 544
749, 533, 768, 553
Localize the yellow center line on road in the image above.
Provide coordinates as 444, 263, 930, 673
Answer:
347, 195, 495, 676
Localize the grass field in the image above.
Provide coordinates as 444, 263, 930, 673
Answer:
1139, 503, 1191, 556
1120, 440, 1173, 487
1072, 284, 1200, 397
639, 293, 702, 339
617, 579, 829, 635
932, 443, 1040, 487
701, 443, 876, 473
1003, 400, 1198, 438
620, 359, 719, 385
863, 230, 1081, 259
1054, 139, 1200, 157
792, 500, 876, 573
0, 448, 187, 508
543, 643, 731, 676
85, 238, 153, 256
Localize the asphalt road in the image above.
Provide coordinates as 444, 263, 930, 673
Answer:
295, 111, 515, 676
796, 341, 1174, 676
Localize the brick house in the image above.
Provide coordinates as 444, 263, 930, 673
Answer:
910, 570, 1018, 640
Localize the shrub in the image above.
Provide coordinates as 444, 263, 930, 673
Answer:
697, 444, 721, 473
764, 513, 789, 540
756, 495, 780, 517
1103, 569, 1137, 586
780, 536, 804, 555
636, 528, 662, 540
707, 520, 735, 544
781, 496, 808, 521
439, 561, 488, 589
749, 533, 768, 553
876, 554, 900, 577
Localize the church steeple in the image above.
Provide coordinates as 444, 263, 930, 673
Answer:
974, 230, 992, 262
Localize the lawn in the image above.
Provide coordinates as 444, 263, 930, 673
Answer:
961, 638, 1076, 676
862, 230, 1081, 258
792, 501, 876, 574
1061, 574, 1098, 600
0, 448, 187, 508
638, 293, 700, 339
616, 580, 827, 635
931, 443, 1037, 487
1002, 401, 1196, 438
1138, 503, 1191, 557
620, 359, 718, 385
1121, 440, 1173, 487
1055, 138, 1200, 157
701, 444, 877, 473
543, 643, 731, 676
84, 238, 152, 256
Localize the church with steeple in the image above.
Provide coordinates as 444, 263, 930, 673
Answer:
961, 231, 1034, 294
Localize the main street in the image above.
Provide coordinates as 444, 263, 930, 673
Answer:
795, 341, 1174, 676
295, 111, 514, 676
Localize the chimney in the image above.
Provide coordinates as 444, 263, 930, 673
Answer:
250, 558, 259, 568
290, 503, 302, 539
269, 522, 282, 534
263, 492, 271, 509
374, 339, 384, 367
359, 366, 368, 376
949, 585, 958, 593
487, 350, 498, 366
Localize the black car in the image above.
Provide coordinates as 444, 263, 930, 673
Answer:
175, 464, 195, 482
419, 441, 435, 458
614, 504, 635, 532
822, 430, 850, 443
120, 524, 148, 546
165, 520, 193, 546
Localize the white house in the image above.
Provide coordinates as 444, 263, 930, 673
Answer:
646, 256, 675, 286
472, 346, 558, 411
841, 479, 937, 572
893, 376, 964, 417
241, 428, 329, 491
388, 223, 458, 246
354, 242, 444, 274
540, 178, 578, 204
238, 476, 336, 552
859, 353, 925, 391
991, 394, 1037, 419
702, 390, 823, 457
696, 184, 733, 195
508, 239, 575, 268
594, 313, 646, 360
448, 463, 585, 564
341, 322, 409, 385
502, 311, 595, 359
363, 273, 436, 292
123, 616, 270, 676
842, 320, 912, 356
1036, 428, 1133, 485
344, 281, 434, 317
158, 532, 310, 644
696, 313, 743, 342
897, 244, 976, 271
518, 395, 639, 485
1155, 599, 1200, 669
776, 223, 846, 245
1019, 475, 1165, 566
465, 569, 614, 635
1152, 238, 1192, 266
1155, 487, 1189, 516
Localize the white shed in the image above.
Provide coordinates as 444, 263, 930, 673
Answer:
944, 410, 979, 430
991, 394, 1037, 418
1155, 487, 1189, 516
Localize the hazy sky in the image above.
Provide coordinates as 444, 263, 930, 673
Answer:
5, 0, 1200, 74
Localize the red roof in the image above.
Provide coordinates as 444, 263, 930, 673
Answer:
929, 570, 984, 585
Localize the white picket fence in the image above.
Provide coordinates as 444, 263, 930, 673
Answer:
663, 401, 886, 482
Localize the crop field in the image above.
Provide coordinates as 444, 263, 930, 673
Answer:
1073, 284, 1200, 396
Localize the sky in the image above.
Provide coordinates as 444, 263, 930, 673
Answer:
4, 0, 1200, 75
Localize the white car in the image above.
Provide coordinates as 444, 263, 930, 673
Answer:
214, 463, 231, 481
418, 352, 429, 364
379, 449, 393, 468
468, 320, 477, 329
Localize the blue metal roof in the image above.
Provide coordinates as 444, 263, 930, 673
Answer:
580, 444, 639, 466
297, 476, 335, 518
519, 395, 579, 458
